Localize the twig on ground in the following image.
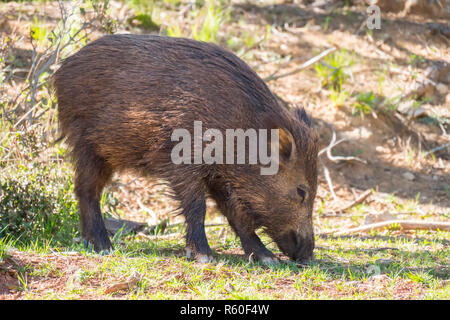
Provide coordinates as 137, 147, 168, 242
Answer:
264, 46, 337, 82
354, 15, 367, 35
136, 232, 183, 241
319, 156, 337, 201
107, 218, 228, 239
390, 66, 437, 87
316, 245, 399, 252
321, 220, 450, 236
357, 247, 399, 252
104, 217, 147, 235
318, 125, 367, 202
319, 127, 367, 164
320, 211, 449, 218
423, 142, 450, 157
336, 189, 372, 212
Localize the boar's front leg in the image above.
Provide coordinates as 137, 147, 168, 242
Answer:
227, 218, 279, 265
207, 184, 278, 265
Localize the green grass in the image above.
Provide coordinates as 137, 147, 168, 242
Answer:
2, 223, 448, 299
0, 235, 14, 262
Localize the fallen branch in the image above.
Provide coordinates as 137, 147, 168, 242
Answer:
322, 220, 450, 236
423, 142, 450, 157
390, 67, 437, 87
318, 125, 366, 202
316, 245, 399, 252
336, 189, 372, 212
136, 232, 183, 241
319, 156, 337, 201
319, 127, 367, 164
105, 215, 229, 238
426, 22, 450, 38
104, 217, 147, 235
264, 46, 337, 82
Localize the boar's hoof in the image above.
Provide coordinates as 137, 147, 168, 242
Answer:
83, 239, 95, 253
185, 248, 214, 263
248, 252, 279, 265
259, 256, 279, 266
196, 254, 215, 263
83, 240, 112, 256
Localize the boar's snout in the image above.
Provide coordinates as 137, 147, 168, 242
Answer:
276, 229, 315, 263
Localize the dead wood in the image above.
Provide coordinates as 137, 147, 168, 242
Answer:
322, 220, 450, 236
336, 189, 372, 212
264, 46, 337, 82
104, 217, 147, 235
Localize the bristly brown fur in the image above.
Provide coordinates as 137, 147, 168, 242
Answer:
54, 34, 318, 262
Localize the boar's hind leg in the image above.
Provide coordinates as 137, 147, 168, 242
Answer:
171, 182, 212, 262
73, 144, 113, 253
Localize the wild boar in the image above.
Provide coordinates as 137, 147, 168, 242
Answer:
53, 34, 318, 264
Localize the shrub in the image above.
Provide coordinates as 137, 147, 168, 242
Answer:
0, 128, 79, 248
0, 163, 79, 248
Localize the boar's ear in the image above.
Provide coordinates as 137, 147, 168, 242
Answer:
263, 113, 296, 162
293, 106, 312, 127
278, 127, 296, 162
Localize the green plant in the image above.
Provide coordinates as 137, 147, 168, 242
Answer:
0, 167, 79, 247
409, 54, 425, 66
330, 89, 349, 108
322, 16, 331, 31
0, 126, 79, 248
316, 195, 330, 216
444, 184, 450, 198
0, 234, 13, 262
314, 50, 355, 108
126, 0, 160, 30
165, 0, 228, 43
127, 13, 160, 30
167, 24, 182, 37
376, 69, 387, 95
314, 49, 354, 92
352, 91, 376, 116
30, 17, 49, 46
191, 0, 228, 43
381, 95, 402, 111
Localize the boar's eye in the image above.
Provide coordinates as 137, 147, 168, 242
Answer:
296, 186, 307, 203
